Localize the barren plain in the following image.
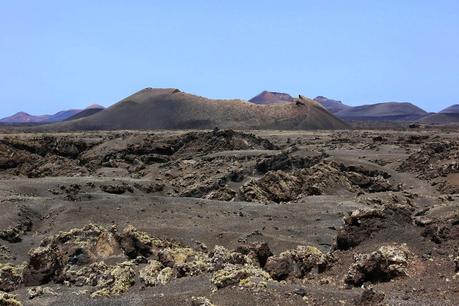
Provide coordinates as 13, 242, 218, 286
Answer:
0, 129, 458, 305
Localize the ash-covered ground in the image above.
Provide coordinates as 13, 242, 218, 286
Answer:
0, 129, 458, 305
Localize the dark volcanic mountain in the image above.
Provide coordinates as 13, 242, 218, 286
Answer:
46, 109, 82, 122
249, 91, 295, 105
64, 105, 105, 121
419, 113, 459, 125
313, 96, 351, 114
335, 102, 428, 121
417, 104, 459, 125
46, 88, 349, 131
440, 104, 459, 114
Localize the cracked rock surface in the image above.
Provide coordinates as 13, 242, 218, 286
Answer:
0, 129, 458, 305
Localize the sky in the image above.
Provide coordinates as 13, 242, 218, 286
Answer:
1, 0, 459, 117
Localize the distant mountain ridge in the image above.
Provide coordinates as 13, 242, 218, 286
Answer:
335, 102, 428, 121
248, 92, 429, 122
0, 112, 50, 123
3, 90, 458, 127
313, 96, 352, 114
0, 104, 105, 123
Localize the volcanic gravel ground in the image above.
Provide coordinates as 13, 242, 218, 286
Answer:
0, 129, 458, 305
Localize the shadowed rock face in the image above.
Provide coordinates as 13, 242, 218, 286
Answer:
335, 206, 413, 250
399, 141, 459, 193
240, 161, 396, 204
345, 245, 409, 286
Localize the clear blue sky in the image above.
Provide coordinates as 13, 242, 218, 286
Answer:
1, 0, 458, 117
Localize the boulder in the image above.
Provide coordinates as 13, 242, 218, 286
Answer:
139, 260, 163, 286
62, 261, 136, 298
0, 264, 23, 292
234, 242, 273, 267
23, 246, 60, 286
240, 170, 303, 203
264, 246, 329, 280
209, 245, 252, 270
191, 296, 215, 306
211, 264, 271, 289
27, 286, 57, 299
23, 224, 123, 285
345, 245, 409, 286
205, 187, 236, 201
99, 183, 133, 194
355, 286, 385, 305
336, 206, 412, 250
0, 291, 22, 306
119, 225, 172, 259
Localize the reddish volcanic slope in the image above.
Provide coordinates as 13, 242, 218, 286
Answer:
0, 112, 50, 123
249, 91, 295, 105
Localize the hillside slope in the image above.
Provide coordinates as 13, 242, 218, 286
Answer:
440, 104, 459, 114
46, 109, 82, 122
44, 88, 349, 131
419, 113, 459, 125
249, 91, 295, 105
64, 108, 104, 121
313, 96, 351, 114
335, 102, 427, 121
